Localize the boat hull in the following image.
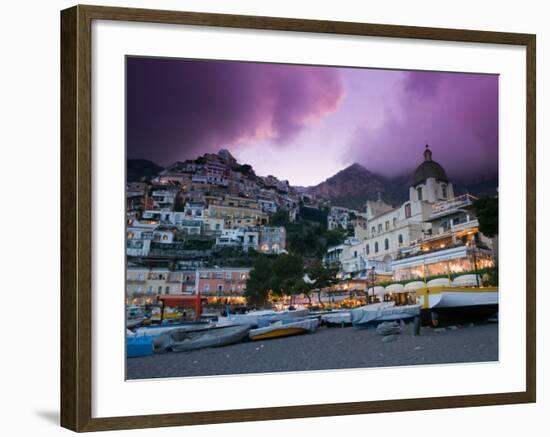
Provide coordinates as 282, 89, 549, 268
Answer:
352, 313, 417, 329
415, 286, 499, 326
127, 336, 154, 357
158, 325, 251, 352
249, 318, 319, 341
350, 303, 421, 328
321, 312, 352, 327
249, 327, 309, 340
133, 322, 210, 338
421, 305, 499, 326
217, 309, 310, 328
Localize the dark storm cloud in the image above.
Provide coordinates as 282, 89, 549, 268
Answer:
126, 57, 343, 165
347, 71, 499, 180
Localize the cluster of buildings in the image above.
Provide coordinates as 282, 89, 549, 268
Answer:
323, 146, 496, 285
126, 265, 251, 303
126, 145, 497, 307
126, 149, 294, 302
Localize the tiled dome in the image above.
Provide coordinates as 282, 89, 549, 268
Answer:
412, 145, 448, 186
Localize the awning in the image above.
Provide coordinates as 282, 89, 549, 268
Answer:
157, 295, 207, 307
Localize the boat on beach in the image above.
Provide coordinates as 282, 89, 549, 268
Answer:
127, 333, 154, 357
216, 310, 277, 327
150, 307, 184, 322
249, 318, 319, 340
217, 308, 310, 328
154, 324, 251, 353
350, 302, 421, 328
126, 317, 146, 329
126, 304, 147, 329
415, 285, 498, 325
321, 311, 352, 327
132, 321, 211, 338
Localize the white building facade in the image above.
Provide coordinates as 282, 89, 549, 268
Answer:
329, 146, 491, 280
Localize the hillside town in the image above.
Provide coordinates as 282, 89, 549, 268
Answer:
126, 146, 497, 311
124, 59, 499, 377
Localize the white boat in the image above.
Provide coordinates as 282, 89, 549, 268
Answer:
126, 318, 145, 329
155, 324, 251, 352
249, 318, 319, 340
350, 302, 421, 328
126, 304, 146, 328
415, 286, 499, 325
216, 310, 277, 327
217, 308, 310, 327
133, 322, 211, 338
416, 286, 498, 309
321, 311, 352, 326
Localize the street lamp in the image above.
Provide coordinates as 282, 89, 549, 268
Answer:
368, 265, 376, 303
469, 238, 481, 287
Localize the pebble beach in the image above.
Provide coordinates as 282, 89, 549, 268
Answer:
126, 322, 498, 380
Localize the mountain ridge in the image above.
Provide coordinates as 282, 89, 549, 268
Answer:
298, 162, 498, 210
127, 151, 498, 211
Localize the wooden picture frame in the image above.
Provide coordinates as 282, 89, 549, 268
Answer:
60, 4, 536, 432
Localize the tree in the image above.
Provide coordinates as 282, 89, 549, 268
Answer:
474, 196, 498, 238
244, 256, 274, 306
474, 196, 499, 265
270, 209, 290, 226
306, 259, 340, 307
244, 254, 306, 306
322, 227, 348, 249
270, 254, 305, 299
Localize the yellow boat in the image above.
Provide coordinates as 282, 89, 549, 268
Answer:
249, 318, 319, 341
150, 308, 183, 321
415, 286, 498, 310
415, 286, 498, 325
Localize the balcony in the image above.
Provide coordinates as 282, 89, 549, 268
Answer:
430, 194, 478, 218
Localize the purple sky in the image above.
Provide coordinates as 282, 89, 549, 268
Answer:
127, 57, 498, 186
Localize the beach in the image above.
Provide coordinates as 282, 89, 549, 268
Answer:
126, 322, 498, 380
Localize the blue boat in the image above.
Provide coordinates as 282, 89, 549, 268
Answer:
127, 335, 154, 357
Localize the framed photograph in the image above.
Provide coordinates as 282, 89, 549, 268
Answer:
60, 4, 536, 432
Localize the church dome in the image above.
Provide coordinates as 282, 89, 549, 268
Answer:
412, 145, 448, 186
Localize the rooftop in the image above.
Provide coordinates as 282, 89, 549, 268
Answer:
412, 145, 448, 186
